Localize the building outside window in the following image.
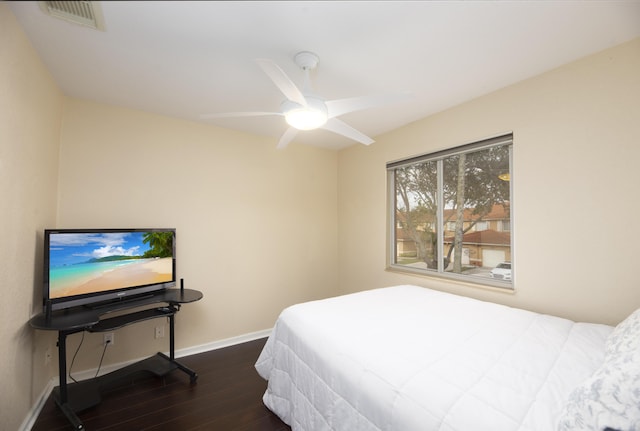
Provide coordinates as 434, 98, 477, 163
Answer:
387, 134, 513, 288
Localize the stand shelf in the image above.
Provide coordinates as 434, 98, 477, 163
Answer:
30, 288, 203, 430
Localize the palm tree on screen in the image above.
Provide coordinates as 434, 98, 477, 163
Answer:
142, 232, 173, 258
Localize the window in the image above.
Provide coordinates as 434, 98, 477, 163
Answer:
387, 134, 513, 288
474, 221, 489, 231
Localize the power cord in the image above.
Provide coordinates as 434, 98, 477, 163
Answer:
68, 332, 85, 384
67, 332, 111, 383
94, 337, 110, 379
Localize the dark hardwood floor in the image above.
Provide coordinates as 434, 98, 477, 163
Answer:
31, 338, 291, 431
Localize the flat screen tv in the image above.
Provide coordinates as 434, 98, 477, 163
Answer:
43, 228, 176, 312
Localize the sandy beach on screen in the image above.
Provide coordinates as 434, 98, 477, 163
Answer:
58, 258, 172, 297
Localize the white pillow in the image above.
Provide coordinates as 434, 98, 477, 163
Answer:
556, 355, 640, 431
557, 308, 640, 431
605, 308, 640, 358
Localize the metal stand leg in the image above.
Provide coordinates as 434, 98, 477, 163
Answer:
56, 331, 85, 430
156, 313, 198, 383
58, 331, 67, 403
170, 313, 175, 361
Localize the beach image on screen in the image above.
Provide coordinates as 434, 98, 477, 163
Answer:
48, 231, 173, 298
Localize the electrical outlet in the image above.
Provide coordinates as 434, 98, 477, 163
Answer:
45, 348, 51, 366
103, 332, 114, 346
155, 326, 165, 339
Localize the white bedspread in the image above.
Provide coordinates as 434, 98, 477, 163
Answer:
255, 285, 613, 431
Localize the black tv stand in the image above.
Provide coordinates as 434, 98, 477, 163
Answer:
30, 288, 203, 430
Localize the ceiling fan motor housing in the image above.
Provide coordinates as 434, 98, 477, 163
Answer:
294, 51, 319, 70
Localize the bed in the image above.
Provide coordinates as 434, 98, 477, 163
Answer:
255, 285, 640, 431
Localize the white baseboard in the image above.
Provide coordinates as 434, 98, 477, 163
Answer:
174, 328, 272, 358
19, 329, 273, 431
19, 378, 56, 431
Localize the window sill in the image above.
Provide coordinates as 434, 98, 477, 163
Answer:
386, 264, 515, 293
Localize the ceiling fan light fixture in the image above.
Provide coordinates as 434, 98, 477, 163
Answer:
285, 108, 327, 130
282, 96, 328, 130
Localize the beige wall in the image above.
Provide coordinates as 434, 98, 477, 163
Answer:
338, 37, 640, 326
55, 99, 340, 370
0, 4, 63, 430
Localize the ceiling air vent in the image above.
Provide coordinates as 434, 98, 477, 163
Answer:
38, 1, 105, 31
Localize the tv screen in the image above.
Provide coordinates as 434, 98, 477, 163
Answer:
44, 228, 176, 312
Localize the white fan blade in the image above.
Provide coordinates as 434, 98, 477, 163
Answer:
321, 118, 374, 146
277, 127, 298, 150
200, 111, 282, 120
256, 59, 307, 107
325, 92, 412, 118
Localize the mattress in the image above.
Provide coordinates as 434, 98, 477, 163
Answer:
255, 285, 613, 431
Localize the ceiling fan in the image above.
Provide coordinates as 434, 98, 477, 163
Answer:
201, 51, 410, 149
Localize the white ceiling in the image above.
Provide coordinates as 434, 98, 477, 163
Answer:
9, 1, 640, 150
